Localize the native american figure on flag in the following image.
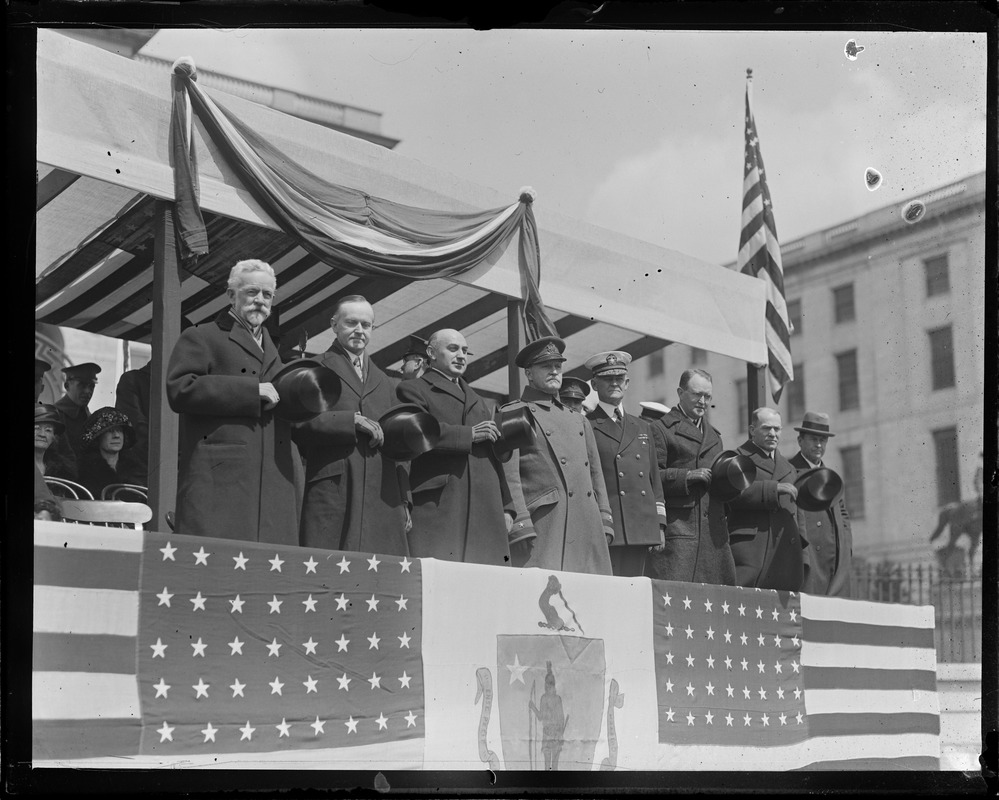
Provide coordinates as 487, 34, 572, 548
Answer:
528, 662, 567, 770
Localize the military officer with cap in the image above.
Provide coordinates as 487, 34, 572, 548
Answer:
501, 336, 615, 576
639, 401, 671, 423
55, 362, 101, 462
585, 351, 668, 578
401, 334, 429, 381
558, 376, 591, 413
790, 411, 853, 597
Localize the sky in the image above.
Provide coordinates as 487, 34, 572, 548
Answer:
139, 27, 988, 267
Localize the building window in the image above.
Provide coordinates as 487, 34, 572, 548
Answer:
735, 378, 748, 435
924, 254, 950, 297
786, 298, 802, 336
691, 347, 707, 366
932, 427, 961, 507
787, 363, 805, 425
839, 445, 865, 519
833, 283, 855, 323
648, 350, 664, 378
928, 325, 956, 390
836, 350, 860, 411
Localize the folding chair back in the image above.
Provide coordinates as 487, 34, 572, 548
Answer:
59, 500, 153, 530
44, 477, 94, 500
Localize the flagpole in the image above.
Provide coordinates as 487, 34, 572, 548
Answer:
744, 67, 768, 420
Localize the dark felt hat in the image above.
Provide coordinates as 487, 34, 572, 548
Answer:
558, 377, 590, 402
34, 403, 65, 434
62, 362, 101, 381
81, 407, 135, 450
403, 335, 429, 360
272, 358, 343, 423
793, 411, 835, 437
493, 405, 536, 461
378, 403, 441, 461
515, 336, 566, 368
794, 467, 844, 512
35, 358, 52, 380
710, 450, 757, 502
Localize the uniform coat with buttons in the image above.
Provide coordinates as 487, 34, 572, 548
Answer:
167, 310, 300, 545
502, 386, 614, 576
293, 342, 411, 556
587, 406, 667, 576
790, 452, 853, 597
646, 408, 736, 585
726, 441, 807, 591
396, 369, 513, 566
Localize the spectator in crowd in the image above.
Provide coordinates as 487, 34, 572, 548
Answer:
646, 369, 736, 585
34, 403, 76, 501
77, 407, 141, 500
501, 336, 614, 575
294, 295, 412, 556
397, 328, 513, 565
400, 334, 429, 381
790, 411, 853, 598
585, 351, 667, 578
114, 361, 151, 487
167, 259, 300, 545
35, 358, 51, 404
558, 376, 590, 413
54, 362, 100, 464
727, 407, 806, 591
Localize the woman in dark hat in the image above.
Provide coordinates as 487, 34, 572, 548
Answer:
34, 403, 77, 484
78, 407, 140, 499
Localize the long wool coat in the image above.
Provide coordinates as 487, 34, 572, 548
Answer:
293, 344, 410, 556
646, 408, 736, 585
396, 369, 512, 566
166, 311, 300, 545
790, 452, 853, 597
502, 387, 614, 576
726, 441, 806, 591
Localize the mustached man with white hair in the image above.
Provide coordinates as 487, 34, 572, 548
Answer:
167, 259, 300, 544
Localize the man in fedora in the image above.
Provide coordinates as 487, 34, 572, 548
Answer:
167, 259, 300, 545
585, 350, 667, 578
55, 362, 101, 463
501, 336, 615, 575
791, 411, 853, 597
396, 328, 513, 566
645, 368, 736, 585
727, 407, 807, 591
293, 295, 412, 556
400, 334, 429, 381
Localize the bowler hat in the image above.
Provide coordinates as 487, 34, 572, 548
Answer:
558, 376, 590, 402
639, 401, 671, 421
378, 403, 441, 461
403, 335, 429, 360
493, 405, 536, 461
62, 362, 101, 382
793, 411, 835, 437
585, 350, 632, 378
710, 450, 757, 502
515, 336, 566, 368
81, 407, 135, 450
34, 403, 65, 434
794, 467, 843, 512
271, 358, 343, 423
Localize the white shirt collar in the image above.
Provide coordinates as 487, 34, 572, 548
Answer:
800, 453, 822, 468
597, 400, 624, 420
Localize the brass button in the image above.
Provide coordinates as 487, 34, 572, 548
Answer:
635, 454, 641, 459
619, 472, 625, 478
641, 490, 647, 496
639, 471, 644, 477
560, 457, 567, 465
546, 430, 552, 436
816, 521, 822, 527
619, 490, 626, 496
616, 454, 622, 460
568, 490, 574, 497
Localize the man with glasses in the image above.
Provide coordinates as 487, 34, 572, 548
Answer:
646, 368, 737, 586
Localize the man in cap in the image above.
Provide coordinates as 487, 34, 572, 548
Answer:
55, 362, 100, 461
791, 412, 853, 597
167, 259, 300, 544
639, 401, 671, 423
35, 358, 52, 404
584, 351, 668, 578
727, 407, 807, 591
396, 328, 514, 565
644, 368, 736, 585
293, 294, 412, 556
558, 376, 591, 413
400, 334, 429, 381
501, 336, 614, 575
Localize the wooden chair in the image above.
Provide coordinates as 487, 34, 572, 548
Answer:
59, 500, 153, 531
101, 483, 149, 503
44, 477, 94, 500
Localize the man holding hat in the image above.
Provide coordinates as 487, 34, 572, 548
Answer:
558, 377, 591, 413
790, 412, 853, 597
55, 362, 100, 462
645, 369, 736, 586
501, 336, 615, 575
400, 334, 429, 381
585, 351, 668, 578
396, 328, 514, 566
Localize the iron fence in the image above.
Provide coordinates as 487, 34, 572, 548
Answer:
850, 561, 983, 662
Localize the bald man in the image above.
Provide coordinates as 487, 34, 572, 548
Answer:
396, 329, 513, 565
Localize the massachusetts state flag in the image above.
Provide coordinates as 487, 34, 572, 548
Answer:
33, 521, 940, 770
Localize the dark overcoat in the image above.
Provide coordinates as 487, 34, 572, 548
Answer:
726, 441, 806, 591
166, 311, 300, 545
647, 409, 736, 585
53, 395, 86, 472
114, 364, 150, 486
293, 344, 410, 556
396, 369, 512, 566
790, 452, 854, 597
502, 387, 614, 576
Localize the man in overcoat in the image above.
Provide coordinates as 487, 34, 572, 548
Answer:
790, 411, 853, 597
727, 407, 807, 591
585, 350, 667, 578
294, 295, 411, 556
54, 361, 100, 468
646, 369, 736, 585
396, 328, 513, 565
501, 336, 614, 575
114, 362, 151, 487
167, 259, 299, 544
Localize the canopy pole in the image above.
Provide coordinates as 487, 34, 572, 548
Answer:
507, 300, 523, 401
746, 363, 768, 427
148, 201, 182, 530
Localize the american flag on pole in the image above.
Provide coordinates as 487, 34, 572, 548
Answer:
33, 522, 940, 770
737, 68, 794, 402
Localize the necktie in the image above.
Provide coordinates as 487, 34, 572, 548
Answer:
613, 408, 623, 427
352, 356, 364, 380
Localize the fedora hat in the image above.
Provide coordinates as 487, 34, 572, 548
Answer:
34, 403, 65, 434
793, 411, 835, 437
710, 450, 757, 502
272, 358, 342, 423
794, 467, 844, 512
493, 405, 536, 461
81, 407, 136, 450
378, 403, 441, 461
